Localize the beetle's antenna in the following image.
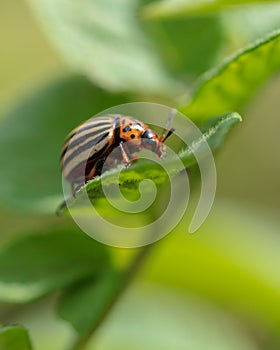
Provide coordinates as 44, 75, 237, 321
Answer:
161, 108, 177, 142
162, 127, 175, 142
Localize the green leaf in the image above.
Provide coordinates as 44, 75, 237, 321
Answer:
141, 16, 224, 78
142, 201, 280, 334
140, 0, 280, 20
178, 112, 242, 167
222, 4, 280, 49
26, 0, 175, 95
57, 112, 241, 214
0, 75, 128, 213
0, 325, 32, 350
58, 270, 124, 336
180, 30, 280, 122
10, 283, 261, 350
58, 282, 261, 350
0, 228, 110, 303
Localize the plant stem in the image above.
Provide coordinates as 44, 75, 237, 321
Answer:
70, 242, 154, 350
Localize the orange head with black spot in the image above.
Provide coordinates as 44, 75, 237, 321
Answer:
119, 116, 174, 158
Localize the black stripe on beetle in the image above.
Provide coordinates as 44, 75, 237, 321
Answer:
64, 119, 112, 142
61, 126, 110, 159
63, 131, 110, 168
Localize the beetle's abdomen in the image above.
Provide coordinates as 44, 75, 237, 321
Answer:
61, 116, 118, 182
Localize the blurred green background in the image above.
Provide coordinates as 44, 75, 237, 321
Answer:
1, 1, 280, 350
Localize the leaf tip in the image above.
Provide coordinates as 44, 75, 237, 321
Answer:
231, 112, 243, 123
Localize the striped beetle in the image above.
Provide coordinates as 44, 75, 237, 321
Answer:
61, 113, 175, 196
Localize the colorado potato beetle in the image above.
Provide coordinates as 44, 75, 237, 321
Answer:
60, 113, 175, 195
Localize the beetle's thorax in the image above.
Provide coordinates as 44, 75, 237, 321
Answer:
119, 116, 146, 142
119, 116, 163, 157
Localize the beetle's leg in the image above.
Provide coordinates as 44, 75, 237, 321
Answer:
120, 141, 131, 167
72, 182, 84, 197
87, 164, 98, 181
130, 152, 138, 162
71, 182, 76, 197
87, 157, 106, 180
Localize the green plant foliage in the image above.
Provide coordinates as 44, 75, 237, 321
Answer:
140, 0, 280, 19
0, 228, 110, 303
141, 16, 224, 78
7, 283, 261, 350
180, 30, 280, 122
0, 325, 32, 350
0, 75, 128, 213
57, 111, 241, 214
143, 202, 280, 333
26, 0, 176, 95
2, 1, 280, 349
58, 283, 261, 350
222, 4, 280, 49
58, 270, 123, 336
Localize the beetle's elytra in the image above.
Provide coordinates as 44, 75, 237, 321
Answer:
60, 114, 174, 195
